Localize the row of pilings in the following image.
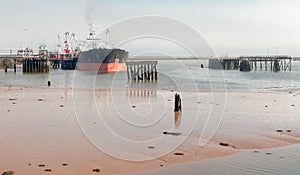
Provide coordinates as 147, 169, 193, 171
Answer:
126, 61, 158, 81
22, 58, 49, 73
209, 56, 292, 72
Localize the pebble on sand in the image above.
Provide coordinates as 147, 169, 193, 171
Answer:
2, 171, 15, 175
60, 105, 64, 107
276, 129, 283, 132
62, 163, 68, 166
220, 142, 230, 147
92, 168, 101, 172
44, 169, 52, 172
174, 152, 184, 156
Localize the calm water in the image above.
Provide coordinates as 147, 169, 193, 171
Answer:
1, 59, 300, 93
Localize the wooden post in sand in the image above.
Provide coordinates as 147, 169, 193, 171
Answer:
174, 93, 182, 112
14, 59, 16, 73
4, 62, 7, 73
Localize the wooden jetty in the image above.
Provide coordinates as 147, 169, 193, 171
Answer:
209, 55, 292, 72
0, 55, 49, 73
240, 56, 292, 72
126, 61, 158, 81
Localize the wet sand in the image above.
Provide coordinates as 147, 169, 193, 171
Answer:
0, 86, 299, 174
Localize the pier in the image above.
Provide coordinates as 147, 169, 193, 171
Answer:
209, 56, 292, 72
240, 56, 292, 72
0, 55, 49, 73
126, 61, 158, 81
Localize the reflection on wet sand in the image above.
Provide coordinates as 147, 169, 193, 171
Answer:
126, 82, 157, 98
127, 89, 156, 98
174, 111, 181, 128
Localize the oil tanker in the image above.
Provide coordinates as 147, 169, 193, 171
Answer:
76, 25, 128, 73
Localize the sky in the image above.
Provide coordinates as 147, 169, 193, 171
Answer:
0, 0, 300, 56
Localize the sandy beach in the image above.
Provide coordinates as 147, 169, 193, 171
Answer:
0, 86, 300, 174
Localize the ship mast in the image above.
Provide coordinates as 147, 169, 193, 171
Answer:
24, 28, 27, 50
56, 35, 62, 53
105, 29, 109, 48
87, 24, 99, 49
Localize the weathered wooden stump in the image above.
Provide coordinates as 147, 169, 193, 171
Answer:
174, 93, 182, 112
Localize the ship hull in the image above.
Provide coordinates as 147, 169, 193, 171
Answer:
76, 48, 128, 73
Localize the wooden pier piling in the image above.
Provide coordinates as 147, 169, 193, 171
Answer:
174, 93, 182, 112
126, 61, 158, 81
22, 58, 49, 73
14, 59, 16, 73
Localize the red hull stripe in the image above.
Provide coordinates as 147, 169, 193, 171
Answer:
76, 63, 127, 72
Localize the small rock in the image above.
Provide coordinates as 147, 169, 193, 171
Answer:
9, 98, 18, 101
60, 105, 64, 107
265, 105, 268, 108
37, 99, 44, 101
220, 142, 230, 146
131, 105, 136, 108
92, 168, 100, 172
254, 150, 259, 153
160, 164, 163, 167
44, 169, 52, 172
148, 146, 155, 149
38, 164, 45, 167
266, 152, 273, 155
62, 163, 68, 166
291, 104, 295, 107
2, 171, 15, 175
174, 152, 184, 156
287, 130, 292, 132
276, 129, 283, 132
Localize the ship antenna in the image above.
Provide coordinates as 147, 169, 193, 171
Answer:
105, 29, 109, 48
24, 28, 28, 56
